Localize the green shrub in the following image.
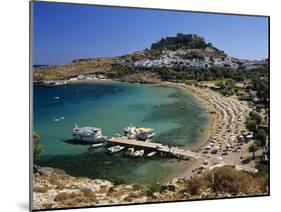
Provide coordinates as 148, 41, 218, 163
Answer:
145, 183, 161, 197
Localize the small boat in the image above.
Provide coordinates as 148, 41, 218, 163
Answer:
43, 80, 65, 87
53, 116, 64, 122
107, 145, 125, 154
136, 128, 155, 141
89, 143, 104, 149
146, 151, 157, 157
54, 96, 60, 100
134, 150, 144, 157
125, 147, 135, 156
114, 133, 121, 138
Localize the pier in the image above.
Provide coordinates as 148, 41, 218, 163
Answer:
108, 136, 201, 160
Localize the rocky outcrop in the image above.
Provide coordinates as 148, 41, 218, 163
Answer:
151, 34, 209, 50
32, 167, 268, 210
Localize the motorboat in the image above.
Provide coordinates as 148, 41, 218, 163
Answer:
107, 145, 125, 154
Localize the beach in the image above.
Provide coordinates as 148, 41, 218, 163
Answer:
160, 82, 259, 180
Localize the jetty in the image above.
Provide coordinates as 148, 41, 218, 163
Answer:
108, 136, 201, 160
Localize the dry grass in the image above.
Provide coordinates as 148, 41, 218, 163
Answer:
80, 188, 96, 199
186, 176, 206, 195
33, 186, 50, 193
54, 192, 73, 202
203, 166, 268, 195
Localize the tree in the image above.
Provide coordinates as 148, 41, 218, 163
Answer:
33, 132, 43, 161
256, 129, 267, 146
250, 112, 262, 127
248, 143, 258, 160
246, 112, 263, 133
246, 119, 257, 133
225, 79, 235, 88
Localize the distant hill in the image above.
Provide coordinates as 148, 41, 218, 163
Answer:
33, 33, 267, 82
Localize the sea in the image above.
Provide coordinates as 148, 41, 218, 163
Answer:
34, 81, 210, 185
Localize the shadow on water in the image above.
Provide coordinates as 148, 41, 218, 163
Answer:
62, 139, 93, 145
36, 150, 177, 185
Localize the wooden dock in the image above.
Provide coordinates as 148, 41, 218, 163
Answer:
108, 136, 200, 160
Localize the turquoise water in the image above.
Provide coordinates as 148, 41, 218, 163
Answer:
34, 81, 209, 184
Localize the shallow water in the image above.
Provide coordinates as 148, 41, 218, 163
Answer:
34, 81, 209, 184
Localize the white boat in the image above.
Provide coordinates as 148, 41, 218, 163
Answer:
43, 80, 66, 87
53, 116, 64, 122
136, 128, 155, 141
134, 150, 144, 157
126, 147, 135, 156
54, 96, 60, 100
107, 145, 125, 154
146, 151, 157, 157
125, 148, 145, 157
124, 124, 138, 139
73, 124, 104, 143
124, 124, 155, 141
90, 143, 104, 148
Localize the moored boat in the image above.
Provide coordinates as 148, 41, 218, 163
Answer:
89, 143, 104, 149
73, 124, 105, 143
136, 128, 155, 141
43, 80, 67, 87
134, 149, 144, 157
125, 147, 135, 157
107, 145, 125, 154
146, 151, 157, 157
124, 124, 155, 141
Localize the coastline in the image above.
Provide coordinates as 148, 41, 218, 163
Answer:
157, 81, 254, 180
158, 82, 218, 180
158, 82, 217, 151
33, 79, 268, 210
34, 79, 254, 183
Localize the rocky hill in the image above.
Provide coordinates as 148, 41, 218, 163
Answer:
151, 34, 209, 50
33, 33, 267, 82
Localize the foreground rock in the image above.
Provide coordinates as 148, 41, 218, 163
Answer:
33, 166, 268, 210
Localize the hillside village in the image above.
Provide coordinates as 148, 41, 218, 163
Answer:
132, 50, 266, 70
33, 33, 268, 82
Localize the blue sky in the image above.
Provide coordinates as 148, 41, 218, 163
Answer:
33, 2, 269, 65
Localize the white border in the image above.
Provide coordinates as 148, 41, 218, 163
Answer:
1, 0, 279, 212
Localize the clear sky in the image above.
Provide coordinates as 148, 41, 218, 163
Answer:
33, 1, 269, 65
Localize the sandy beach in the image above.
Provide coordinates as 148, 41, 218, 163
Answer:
160, 82, 259, 180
